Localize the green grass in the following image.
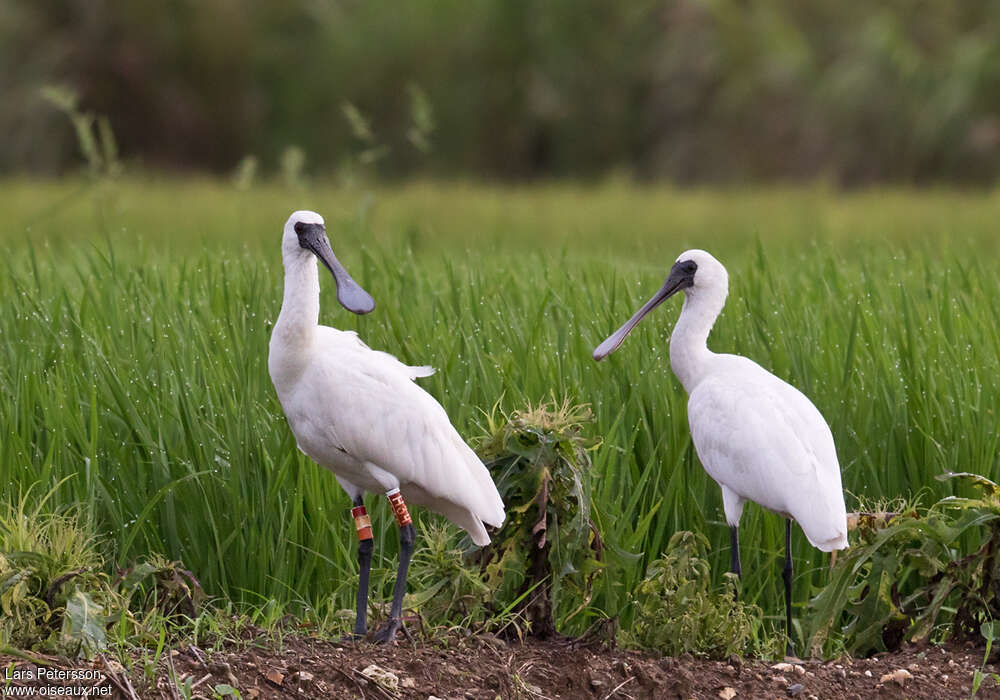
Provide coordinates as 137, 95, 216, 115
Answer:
1, 178, 999, 640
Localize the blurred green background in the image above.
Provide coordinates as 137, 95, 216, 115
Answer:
5, 0, 1000, 184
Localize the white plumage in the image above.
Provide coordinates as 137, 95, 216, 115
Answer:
594, 248, 847, 653
268, 210, 504, 641
268, 210, 504, 543
687, 361, 848, 551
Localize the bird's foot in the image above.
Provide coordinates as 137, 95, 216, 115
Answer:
372, 617, 403, 644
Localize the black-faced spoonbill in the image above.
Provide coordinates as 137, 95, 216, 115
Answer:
593, 249, 847, 655
268, 210, 505, 643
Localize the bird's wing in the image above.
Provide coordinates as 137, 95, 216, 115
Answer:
319, 327, 435, 379
295, 334, 504, 530
687, 368, 847, 550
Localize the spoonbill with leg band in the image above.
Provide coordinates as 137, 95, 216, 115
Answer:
593, 249, 848, 656
268, 210, 505, 643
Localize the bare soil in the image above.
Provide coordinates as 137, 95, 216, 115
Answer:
4, 634, 1000, 699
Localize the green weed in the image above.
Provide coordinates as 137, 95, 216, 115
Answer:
807, 474, 1000, 657
971, 622, 1000, 698
622, 531, 780, 659
406, 521, 491, 630
0, 486, 114, 655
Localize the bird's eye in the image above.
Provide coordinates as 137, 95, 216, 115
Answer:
682, 261, 698, 274
294, 222, 308, 236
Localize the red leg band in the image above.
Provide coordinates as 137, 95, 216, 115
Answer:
352, 505, 373, 541
387, 490, 412, 527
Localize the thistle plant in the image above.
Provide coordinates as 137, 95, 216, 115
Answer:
475, 399, 604, 639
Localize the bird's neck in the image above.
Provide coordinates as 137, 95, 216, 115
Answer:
274, 252, 320, 346
669, 286, 726, 392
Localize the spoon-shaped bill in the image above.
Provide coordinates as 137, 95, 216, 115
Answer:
592, 269, 693, 361
302, 230, 376, 314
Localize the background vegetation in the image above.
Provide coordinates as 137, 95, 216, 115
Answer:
4, 0, 1000, 183
1, 179, 998, 650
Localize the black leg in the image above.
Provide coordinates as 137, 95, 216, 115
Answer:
344, 495, 375, 640
783, 518, 794, 657
730, 525, 742, 578
729, 524, 742, 602
373, 522, 415, 644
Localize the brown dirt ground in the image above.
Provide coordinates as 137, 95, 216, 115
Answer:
4, 635, 1000, 699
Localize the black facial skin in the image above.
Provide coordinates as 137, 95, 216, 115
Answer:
293, 221, 376, 315
592, 259, 698, 361
294, 221, 320, 239
294, 221, 329, 255
674, 259, 697, 278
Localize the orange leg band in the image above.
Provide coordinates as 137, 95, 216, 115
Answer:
352, 505, 373, 541
386, 489, 412, 527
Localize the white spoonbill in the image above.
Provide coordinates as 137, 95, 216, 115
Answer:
268, 210, 505, 642
593, 249, 847, 655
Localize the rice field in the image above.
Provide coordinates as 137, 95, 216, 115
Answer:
2, 178, 999, 635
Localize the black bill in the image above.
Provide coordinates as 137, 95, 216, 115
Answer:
592, 260, 696, 361
295, 222, 376, 314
